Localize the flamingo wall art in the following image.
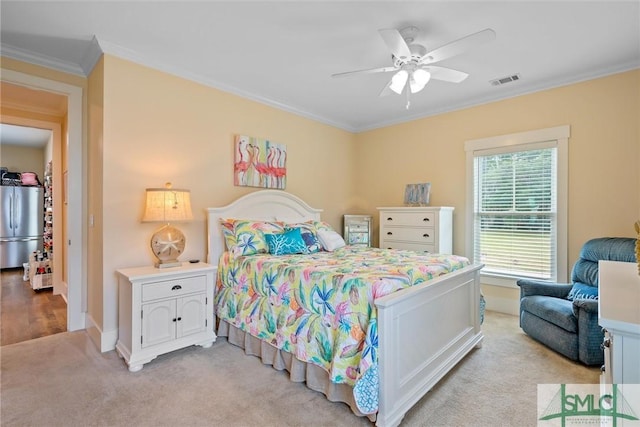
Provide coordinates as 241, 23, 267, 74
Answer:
234, 134, 287, 189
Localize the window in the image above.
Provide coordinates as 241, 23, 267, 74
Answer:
465, 126, 569, 287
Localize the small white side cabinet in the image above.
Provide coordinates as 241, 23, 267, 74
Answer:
598, 260, 640, 384
377, 206, 454, 254
116, 262, 216, 372
343, 215, 372, 246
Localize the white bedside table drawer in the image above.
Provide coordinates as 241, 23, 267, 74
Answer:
142, 275, 207, 302
382, 227, 435, 243
381, 211, 435, 227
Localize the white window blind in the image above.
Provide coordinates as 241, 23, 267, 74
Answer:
473, 144, 558, 280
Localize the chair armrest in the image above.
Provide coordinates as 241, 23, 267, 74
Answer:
517, 278, 572, 298
572, 298, 599, 314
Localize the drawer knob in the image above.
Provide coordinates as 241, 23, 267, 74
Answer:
423, 218, 430, 222
171, 285, 182, 291
423, 233, 430, 238
387, 232, 393, 235
387, 217, 393, 221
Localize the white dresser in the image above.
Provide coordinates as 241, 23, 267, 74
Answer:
598, 260, 640, 384
116, 262, 216, 372
377, 207, 454, 254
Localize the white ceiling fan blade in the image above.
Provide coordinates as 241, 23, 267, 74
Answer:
378, 29, 412, 61
425, 66, 469, 83
421, 28, 496, 65
331, 66, 397, 78
379, 79, 396, 97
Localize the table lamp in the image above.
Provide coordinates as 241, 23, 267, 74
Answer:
142, 183, 193, 268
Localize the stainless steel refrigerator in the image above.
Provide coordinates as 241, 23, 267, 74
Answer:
0, 186, 43, 269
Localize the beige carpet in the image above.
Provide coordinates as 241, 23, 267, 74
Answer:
1, 311, 599, 426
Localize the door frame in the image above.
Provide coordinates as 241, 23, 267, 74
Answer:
1, 69, 86, 331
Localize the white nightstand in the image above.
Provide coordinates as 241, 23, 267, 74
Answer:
116, 262, 216, 372
343, 214, 372, 246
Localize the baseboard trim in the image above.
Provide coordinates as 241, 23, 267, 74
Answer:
85, 314, 118, 353
484, 295, 520, 316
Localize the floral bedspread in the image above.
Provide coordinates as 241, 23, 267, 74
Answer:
215, 246, 470, 413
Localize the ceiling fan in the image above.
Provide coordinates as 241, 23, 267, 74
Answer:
332, 26, 496, 106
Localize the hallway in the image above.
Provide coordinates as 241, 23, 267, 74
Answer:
0, 268, 66, 346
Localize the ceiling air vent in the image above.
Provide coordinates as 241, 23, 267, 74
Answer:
490, 74, 521, 86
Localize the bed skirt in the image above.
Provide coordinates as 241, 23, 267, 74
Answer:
217, 318, 377, 423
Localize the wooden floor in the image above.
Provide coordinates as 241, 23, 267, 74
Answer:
1, 268, 67, 346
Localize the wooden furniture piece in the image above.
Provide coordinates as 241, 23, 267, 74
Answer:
377, 206, 453, 254
599, 260, 640, 384
116, 262, 216, 372
207, 191, 482, 427
343, 214, 372, 246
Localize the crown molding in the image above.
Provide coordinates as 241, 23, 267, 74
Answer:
80, 36, 104, 75
0, 43, 86, 77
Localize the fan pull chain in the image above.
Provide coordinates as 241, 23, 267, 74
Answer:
406, 86, 411, 109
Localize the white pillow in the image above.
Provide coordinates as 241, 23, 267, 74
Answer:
317, 229, 346, 252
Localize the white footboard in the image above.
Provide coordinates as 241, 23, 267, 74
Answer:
375, 263, 484, 427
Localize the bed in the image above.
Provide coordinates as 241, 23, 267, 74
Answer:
207, 190, 484, 427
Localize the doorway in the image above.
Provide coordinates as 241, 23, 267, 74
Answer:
1, 70, 85, 334
0, 122, 67, 345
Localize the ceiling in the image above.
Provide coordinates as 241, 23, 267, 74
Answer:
0, 123, 52, 148
1, 1, 639, 132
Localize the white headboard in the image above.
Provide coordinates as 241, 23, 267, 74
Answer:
206, 190, 323, 264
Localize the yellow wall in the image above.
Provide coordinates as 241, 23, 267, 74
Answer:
87, 56, 104, 333
97, 55, 356, 337
0, 145, 45, 178
355, 69, 640, 313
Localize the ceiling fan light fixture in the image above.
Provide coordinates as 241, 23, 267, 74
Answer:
390, 70, 408, 94
410, 69, 431, 93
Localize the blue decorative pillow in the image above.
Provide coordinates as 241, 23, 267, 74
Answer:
567, 283, 599, 301
265, 228, 308, 256
285, 222, 321, 253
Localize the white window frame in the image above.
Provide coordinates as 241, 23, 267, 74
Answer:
465, 125, 569, 288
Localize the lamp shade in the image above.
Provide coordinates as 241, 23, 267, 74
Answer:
410, 69, 431, 94
390, 70, 409, 95
142, 186, 193, 223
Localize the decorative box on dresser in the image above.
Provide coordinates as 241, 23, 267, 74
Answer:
116, 262, 216, 372
377, 206, 454, 254
598, 260, 640, 384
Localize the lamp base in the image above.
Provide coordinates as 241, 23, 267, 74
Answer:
154, 260, 182, 269
150, 224, 187, 269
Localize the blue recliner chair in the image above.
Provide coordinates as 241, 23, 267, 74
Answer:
517, 237, 636, 366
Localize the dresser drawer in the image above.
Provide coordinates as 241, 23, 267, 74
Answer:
380, 240, 436, 253
142, 275, 207, 302
381, 227, 435, 243
380, 211, 435, 227
348, 223, 370, 232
